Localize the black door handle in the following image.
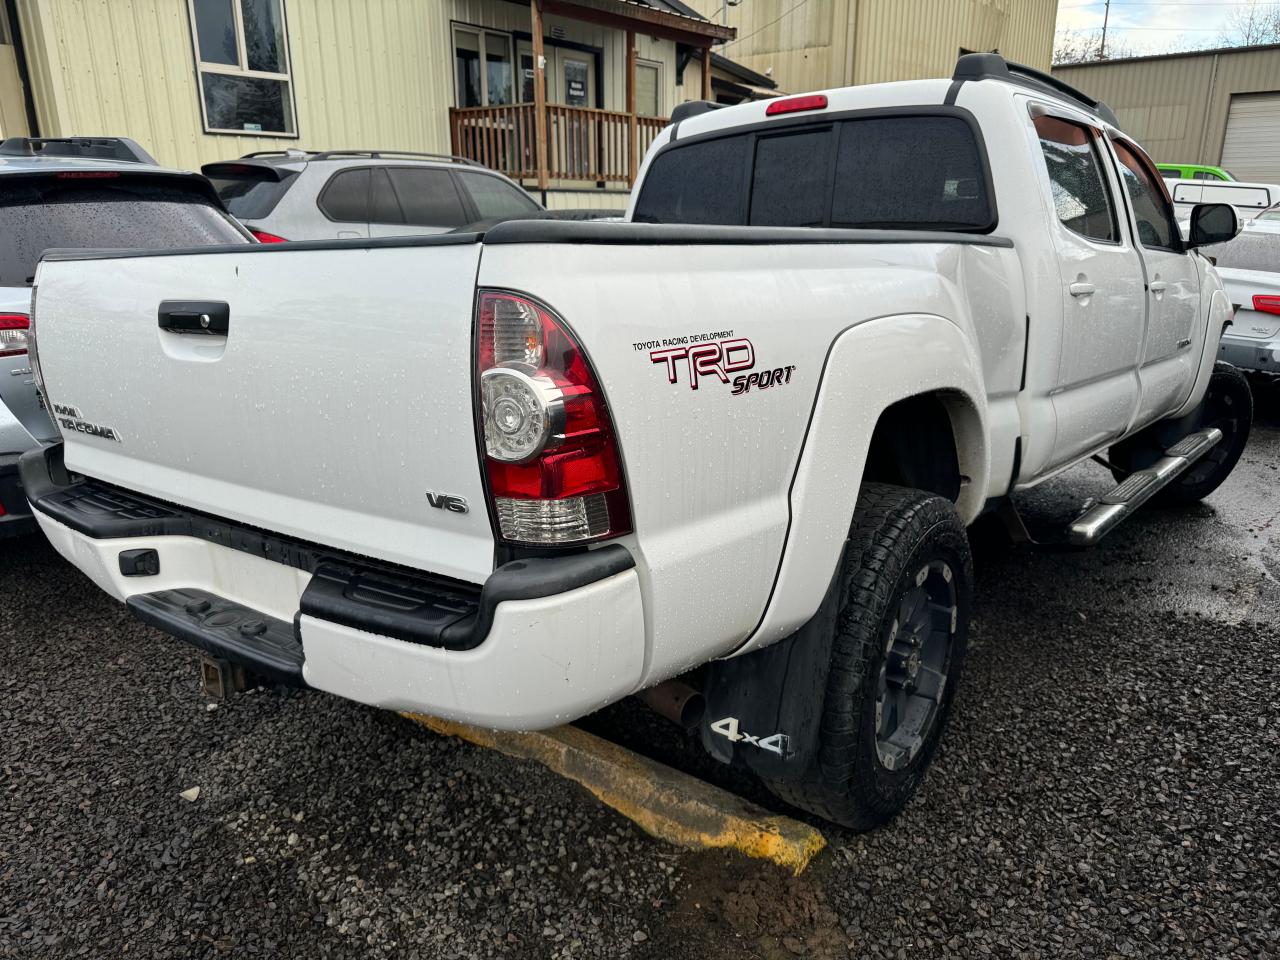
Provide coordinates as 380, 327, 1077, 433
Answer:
158, 300, 229, 335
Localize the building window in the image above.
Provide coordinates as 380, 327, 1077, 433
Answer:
454, 26, 514, 107
636, 61, 660, 117
188, 0, 296, 136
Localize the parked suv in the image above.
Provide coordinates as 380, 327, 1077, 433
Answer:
0, 136, 250, 536
202, 150, 544, 241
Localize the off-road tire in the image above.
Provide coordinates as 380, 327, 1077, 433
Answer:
764, 483, 972, 831
1109, 362, 1253, 507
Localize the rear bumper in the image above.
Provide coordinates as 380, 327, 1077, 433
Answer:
23, 445, 646, 728
1219, 332, 1280, 373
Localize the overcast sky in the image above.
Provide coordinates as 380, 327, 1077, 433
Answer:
1056, 0, 1253, 55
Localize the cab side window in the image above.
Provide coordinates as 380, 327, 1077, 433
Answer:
1113, 139, 1178, 249
1034, 115, 1117, 243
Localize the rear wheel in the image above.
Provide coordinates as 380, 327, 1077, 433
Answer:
764, 483, 972, 831
1109, 362, 1253, 506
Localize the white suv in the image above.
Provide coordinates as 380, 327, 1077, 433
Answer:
202, 150, 544, 242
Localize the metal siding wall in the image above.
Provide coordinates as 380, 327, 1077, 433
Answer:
15, 0, 456, 170
853, 0, 1057, 85
542, 188, 629, 209
1056, 48, 1280, 167
683, 0, 834, 93
1055, 57, 1212, 163
680, 0, 1054, 94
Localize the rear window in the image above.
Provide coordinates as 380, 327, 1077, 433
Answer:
206, 166, 295, 220
633, 114, 994, 232
1201, 230, 1280, 272
457, 171, 541, 220
0, 177, 247, 286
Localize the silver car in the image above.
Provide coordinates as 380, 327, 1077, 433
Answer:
1203, 218, 1280, 378
0, 136, 250, 536
202, 150, 544, 242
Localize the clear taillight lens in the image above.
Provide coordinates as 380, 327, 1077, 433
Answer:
0, 313, 29, 358
475, 291, 631, 545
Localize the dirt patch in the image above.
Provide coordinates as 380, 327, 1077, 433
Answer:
646, 850, 849, 959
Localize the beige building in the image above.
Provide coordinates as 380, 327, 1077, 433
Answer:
681, 0, 1058, 96
0, 0, 735, 208
1054, 44, 1280, 184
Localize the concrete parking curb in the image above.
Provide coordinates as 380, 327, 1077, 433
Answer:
403, 713, 827, 875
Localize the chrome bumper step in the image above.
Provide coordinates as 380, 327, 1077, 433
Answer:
1066, 426, 1223, 546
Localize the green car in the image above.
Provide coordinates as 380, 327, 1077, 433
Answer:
1157, 163, 1235, 182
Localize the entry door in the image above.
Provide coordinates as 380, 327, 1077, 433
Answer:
555, 50, 595, 107
554, 50, 595, 177
1111, 138, 1201, 425
1033, 113, 1146, 468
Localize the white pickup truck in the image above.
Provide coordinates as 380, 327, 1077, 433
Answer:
22, 55, 1251, 829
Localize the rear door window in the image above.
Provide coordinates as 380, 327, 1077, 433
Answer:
457, 171, 540, 220
370, 168, 404, 223
1034, 115, 1117, 243
633, 115, 994, 231
0, 177, 247, 286
386, 168, 469, 227
318, 168, 370, 223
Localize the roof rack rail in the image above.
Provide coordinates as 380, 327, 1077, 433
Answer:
0, 136, 157, 164
305, 149, 483, 166
670, 100, 726, 124
953, 53, 1121, 129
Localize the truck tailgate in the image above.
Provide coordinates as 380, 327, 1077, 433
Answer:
33, 241, 494, 582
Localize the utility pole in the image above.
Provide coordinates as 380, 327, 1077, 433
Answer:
1099, 0, 1111, 59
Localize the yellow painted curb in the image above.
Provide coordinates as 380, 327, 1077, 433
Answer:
403, 713, 826, 875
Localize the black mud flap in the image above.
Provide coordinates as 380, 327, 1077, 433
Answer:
699, 544, 845, 782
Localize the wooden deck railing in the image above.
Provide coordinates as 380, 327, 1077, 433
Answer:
449, 103, 668, 186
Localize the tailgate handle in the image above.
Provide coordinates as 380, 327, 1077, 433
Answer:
158, 300, 229, 336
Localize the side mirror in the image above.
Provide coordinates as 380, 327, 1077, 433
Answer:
1186, 202, 1240, 248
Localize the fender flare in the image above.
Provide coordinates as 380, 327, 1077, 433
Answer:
699, 314, 988, 778
736, 312, 989, 658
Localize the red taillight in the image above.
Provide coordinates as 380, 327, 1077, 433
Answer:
475, 291, 631, 545
765, 94, 828, 116
250, 229, 287, 243
54, 171, 119, 179
0, 313, 29, 358
1253, 294, 1280, 315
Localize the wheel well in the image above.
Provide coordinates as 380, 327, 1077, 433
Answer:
862, 394, 963, 502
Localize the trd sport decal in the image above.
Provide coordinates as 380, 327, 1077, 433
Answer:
634, 330, 796, 394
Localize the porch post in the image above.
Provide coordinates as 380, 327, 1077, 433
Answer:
701, 46, 712, 100
626, 29, 637, 186
532, 0, 550, 190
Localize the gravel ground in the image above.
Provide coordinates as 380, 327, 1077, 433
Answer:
2, 415, 1278, 959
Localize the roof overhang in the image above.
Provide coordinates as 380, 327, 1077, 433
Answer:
542, 0, 735, 46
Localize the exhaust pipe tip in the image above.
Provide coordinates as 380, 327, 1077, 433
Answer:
637, 680, 705, 730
